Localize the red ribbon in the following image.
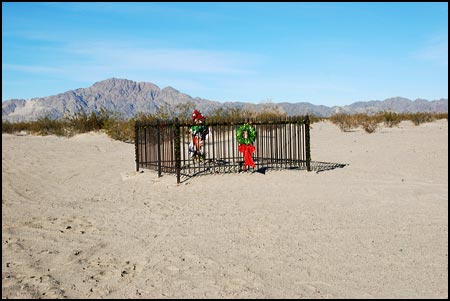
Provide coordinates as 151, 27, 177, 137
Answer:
238, 144, 256, 170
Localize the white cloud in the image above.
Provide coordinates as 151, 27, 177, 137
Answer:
413, 34, 448, 66
62, 41, 260, 75
2, 63, 63, 74
2, 37, 262, 90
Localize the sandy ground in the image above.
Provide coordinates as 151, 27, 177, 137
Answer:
2, 120, 448, 299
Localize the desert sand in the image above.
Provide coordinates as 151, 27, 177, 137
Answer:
2, 120, 448, 299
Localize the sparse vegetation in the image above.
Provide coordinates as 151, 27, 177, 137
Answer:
405, 112, 436, 126
329, 113, 359, 132
360, 115, 379, 133
2, 109, 448, 140
154, 101, 196, 122
374, 111, 402, 128
329, 111, 448, 133
208, 107, 252, 121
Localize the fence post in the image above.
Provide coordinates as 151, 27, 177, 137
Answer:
135, 120, 140, 172
157, 119, 162, 177
174, 118, 181, 184
305, 115, 311, 171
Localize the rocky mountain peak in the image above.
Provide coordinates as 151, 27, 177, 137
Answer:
2, 78, 448, 121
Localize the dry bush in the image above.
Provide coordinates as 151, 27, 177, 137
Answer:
433, 113, 448, 120
1, 120, 28, 133
63, 110, 110, 135
2, 119, 53, 135
155, 101, 196, 121
308, 114, 325, 124
329, 113, 379, 133
103, 119, 135, 142
374, 111, 402, 127
253, 104, 287, 121
406, 112, 436, 126
208, 107, 252, 122
360, 116, 379, 133
134, 112, 157, 124
29, 116, 67, 136
329, 113, 358, 132
3, 108, 447, 142
351, 113, 378, 133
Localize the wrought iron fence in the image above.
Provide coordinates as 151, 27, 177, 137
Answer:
135, 115, 342, 184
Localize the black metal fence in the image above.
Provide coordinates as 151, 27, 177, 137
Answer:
135, 115, 341, 183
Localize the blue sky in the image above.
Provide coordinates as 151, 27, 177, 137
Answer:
2, 2, 448, 106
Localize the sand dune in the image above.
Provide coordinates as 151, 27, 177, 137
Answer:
2, 120, 448, 298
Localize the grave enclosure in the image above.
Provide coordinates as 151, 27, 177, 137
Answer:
135, 115, 344, 183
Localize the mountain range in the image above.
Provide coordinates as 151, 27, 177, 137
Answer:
2, 78, 448, 121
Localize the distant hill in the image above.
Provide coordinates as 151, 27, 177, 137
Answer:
2, 78, 448, 121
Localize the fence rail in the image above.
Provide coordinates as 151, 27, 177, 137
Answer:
135, 116, 314, 183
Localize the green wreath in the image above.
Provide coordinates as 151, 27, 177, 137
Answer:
191, 124, 208, 136
236, 123, 256, 145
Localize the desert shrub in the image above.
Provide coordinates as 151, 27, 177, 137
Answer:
134, 112, 157, 124
64, 110, 92, 134
432, 113, 448, 120
155, 101, 196, 121
253, 103, 287, 121
103, 115, 135, 142
58, 109, 112, 136
375, 111, 402, 127
2, 120, 14, 133
2, 120, 35, 134
329, 113, 380, 133
359, 116, 379, 133
89, 108, 110, 130
406, 112, 436, 126
254, 111, 286, 121
208, 107, 252, 121
350, 113, 378, 133
329, 113, 358, 132
3, 109, 447, 141
308, 114, 325, 124
28, 116, 67, 136
328, 111, 448, 131
209, 106, 319, 124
